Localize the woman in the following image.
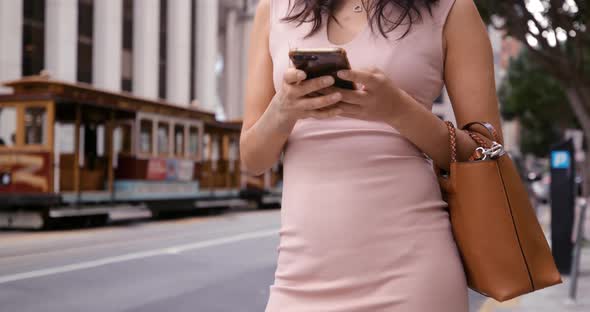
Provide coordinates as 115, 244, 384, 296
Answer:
240, 0, 504, 311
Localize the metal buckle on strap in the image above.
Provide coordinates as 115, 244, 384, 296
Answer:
475, 142, 504, 160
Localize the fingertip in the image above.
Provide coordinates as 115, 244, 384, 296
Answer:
297, 70, 307, 81
326, 75, 335, 85
330, 92, 341, 101
337, 70, 349, 79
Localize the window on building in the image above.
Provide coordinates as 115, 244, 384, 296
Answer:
24, 107, 47, 145
139, 119, 153, 154
0, 108, 17, 147
157, 121, 170, 155
77, 0, 93, 83
22, 0, 45, 76
121, 0, 133, 91
174, 124, 185, 156
158, 0, 168, 99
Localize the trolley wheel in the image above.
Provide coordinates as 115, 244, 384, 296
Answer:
258, 202, 281, 210
86, 214, 109, 227
42, 214, 109, 229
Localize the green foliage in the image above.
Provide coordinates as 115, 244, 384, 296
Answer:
499, 50, 579, 157
475, 0, 590, 86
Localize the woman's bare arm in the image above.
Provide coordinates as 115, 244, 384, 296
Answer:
240, 0, 288, 176
443, 0, 504, 148
378, 0, 503, 171
240, 0, 342, 176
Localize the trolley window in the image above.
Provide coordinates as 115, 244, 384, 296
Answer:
24, 107, 47, 145
188, 126, 199, 158
202, 133, 211, 161
222, 135, 230, 161
0, 107, 17, 147
228, 137, 238, 162
157, 121, 170, 155
210, 135, 220, 162
174, 124, 185, 157
139, 119, 153, 154
228, 137, 238, 173
116, 123, 133, 155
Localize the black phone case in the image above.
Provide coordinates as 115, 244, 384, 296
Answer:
289, 50, 355, 90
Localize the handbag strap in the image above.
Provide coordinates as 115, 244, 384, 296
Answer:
466, 131, 488, 161
445, 121, 494, 162
444, 121, 458, 163
462, 121, 502, 145
467, 130, 489, 148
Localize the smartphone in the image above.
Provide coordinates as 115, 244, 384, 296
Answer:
288, 48, 355, 90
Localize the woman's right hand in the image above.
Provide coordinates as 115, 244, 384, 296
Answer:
271, 68, 343, 128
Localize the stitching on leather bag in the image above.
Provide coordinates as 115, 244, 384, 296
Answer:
496, 158, 535, 291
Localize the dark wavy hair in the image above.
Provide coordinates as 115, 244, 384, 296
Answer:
283, 0, 440, 39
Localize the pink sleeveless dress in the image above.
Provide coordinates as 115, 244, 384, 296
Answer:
266, 0, 468, 311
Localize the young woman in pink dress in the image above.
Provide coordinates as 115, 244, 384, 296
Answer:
240, 0, 504, 311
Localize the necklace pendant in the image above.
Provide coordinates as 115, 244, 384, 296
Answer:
353, 4, 363, 13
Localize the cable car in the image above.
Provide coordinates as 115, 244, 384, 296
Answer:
0, 76, 281, 229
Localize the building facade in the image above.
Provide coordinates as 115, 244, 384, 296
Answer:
0, 0, 255, 121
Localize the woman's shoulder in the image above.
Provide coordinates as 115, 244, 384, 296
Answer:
249, 0, 271, 46
254, 0, 271, 23
432, 0, 482, 26
429, 0, 458, 25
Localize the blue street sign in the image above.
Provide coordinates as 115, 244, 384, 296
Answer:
551, 150, 571, 169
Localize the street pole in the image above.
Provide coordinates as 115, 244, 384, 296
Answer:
568, 197, 587, 301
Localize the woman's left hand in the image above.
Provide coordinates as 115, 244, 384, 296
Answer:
320, 67, 410, 123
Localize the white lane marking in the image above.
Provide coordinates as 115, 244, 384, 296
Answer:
0, 228, 279, 285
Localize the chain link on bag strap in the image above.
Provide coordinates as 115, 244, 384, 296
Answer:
467, 131, 488, 161
444, 121, 505, 162
466, 130, 505, 161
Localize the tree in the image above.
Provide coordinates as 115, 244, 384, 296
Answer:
476, 0, 590, 194
499, 49, 579, 157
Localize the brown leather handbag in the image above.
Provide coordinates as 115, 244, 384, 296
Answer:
435, 120, 562, 302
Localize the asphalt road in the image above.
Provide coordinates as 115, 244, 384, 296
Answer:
0, 209, 487, 312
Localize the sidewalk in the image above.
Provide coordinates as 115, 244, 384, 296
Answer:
480, 202, 590, 312
481, 246, 590, 312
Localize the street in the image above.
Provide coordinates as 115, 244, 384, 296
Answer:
0, 209, 486, 312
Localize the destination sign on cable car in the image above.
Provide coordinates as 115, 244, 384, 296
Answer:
1, 172, 10, 185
